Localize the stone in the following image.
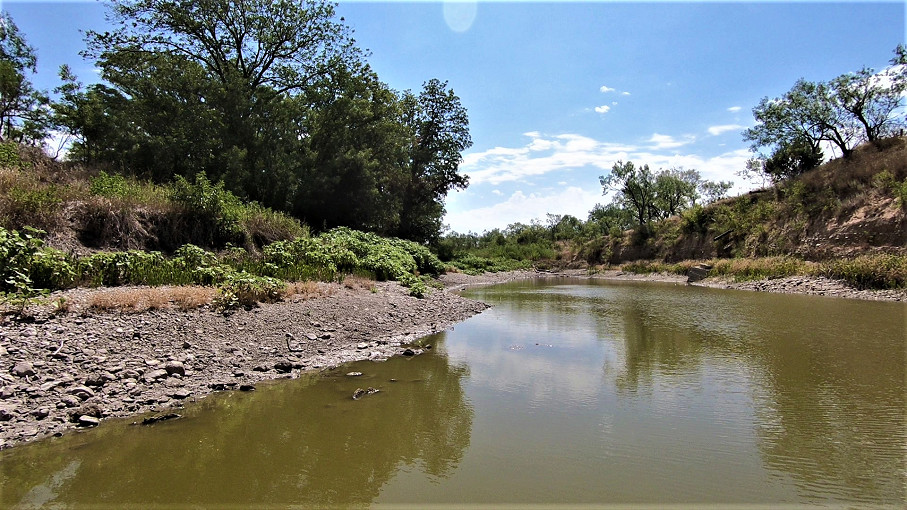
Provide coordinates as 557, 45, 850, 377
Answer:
273, 361, 293, 373
40, 380, 62, 392
31, 408, 50, 419
12, 362, 36, 378
170, 389, 192, 400
0, 407, 14, 421
84, 374, 106, 387
60, 395, 81, 408
402, 348, 416, 357
163, 361, 186, 377
0, 386, 15, 399
356, 343, 369, 350
68, 386, 95, 400
239, 384, 255, 392
346, 372, 363, 377
77, 415, 100, 427
144, 369, 168, 382
142, 413, 181, 426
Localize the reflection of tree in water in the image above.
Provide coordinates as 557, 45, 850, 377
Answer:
0, 342, 473, 508
605, 286, 906, 504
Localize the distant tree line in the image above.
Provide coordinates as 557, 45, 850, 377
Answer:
0, 1, 472, 244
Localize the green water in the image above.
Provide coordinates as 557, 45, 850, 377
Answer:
1, 278, 905, 507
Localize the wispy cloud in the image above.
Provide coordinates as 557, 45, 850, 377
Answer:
449, 131, 754, 231
647, 133, 694, 150
707, 124, 744, 136
727, 106, 742, 112
594, 105, 611, 114
446, 187, 603, 233
599, 85, 616, 93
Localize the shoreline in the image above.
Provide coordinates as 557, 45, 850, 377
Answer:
2, 269, 904, 451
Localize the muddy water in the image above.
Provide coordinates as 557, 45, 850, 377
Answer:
1, 278, 905, 507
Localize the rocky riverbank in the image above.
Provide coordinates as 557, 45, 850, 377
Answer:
0, 280, 489, 450
2, 268, 903, 451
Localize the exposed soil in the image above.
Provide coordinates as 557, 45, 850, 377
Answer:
2, 268, 903, 451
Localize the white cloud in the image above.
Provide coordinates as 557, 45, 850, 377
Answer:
594, 105, 611, 114
599, 85, 616, 93
445, 187, 603, 233
727, 106, 742, 112
707, 124, 744, 136
448, 131, 756, 231
647, 133, 694, 150
461, 132, 633, 186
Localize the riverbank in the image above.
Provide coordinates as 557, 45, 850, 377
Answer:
0, 280, 489, 450
3, 268, 904, 451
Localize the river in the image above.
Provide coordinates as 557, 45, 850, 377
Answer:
1, 278, 904, 507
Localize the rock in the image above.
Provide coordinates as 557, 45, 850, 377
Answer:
352, 387, 380, 400
68, 386, 95, 401
163, 361, 186, 377
39, 380, 62, 392
356, 343, 369, 350
273, 361, 293, 373
346, 372, 363, 377
181, 341, 192, 349
305, 333, 318, 341
31, 408, 50, 420
77, 416, 100, 427
141, 413, 181, 426
402, 348, 416, 357
12, 362, 36, 378
239, 384, 255, 392
60, 395, 81, 408
84, 374, 106, 387
144, 369, 168, 382
169, 389, 192, 400
0, 386, 15, 399
0, 407, 14, 421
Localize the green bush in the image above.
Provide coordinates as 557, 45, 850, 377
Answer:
213, 272, 285, 310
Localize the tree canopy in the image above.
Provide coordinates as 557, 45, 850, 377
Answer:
744, 46, 906, 181
48, 1, 473, 243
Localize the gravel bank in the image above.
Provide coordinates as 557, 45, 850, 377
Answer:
2, 268, 902, 450
0, 281, 489, 450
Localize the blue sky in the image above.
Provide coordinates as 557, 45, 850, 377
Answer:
3, 1, 905, 233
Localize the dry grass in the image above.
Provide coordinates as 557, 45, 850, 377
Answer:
342, 274, 376, 292
286, 280, 333, 301
87, 286, 215, 313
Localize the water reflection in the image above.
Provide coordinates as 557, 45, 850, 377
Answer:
463, 278, 905, 504
0, 345, 473, 508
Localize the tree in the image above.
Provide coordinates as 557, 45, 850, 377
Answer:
0, 13, 52, 144
294, 64, 410, 234
653, 168, 699, 219
397, 79, 472, 243
697, 179, 733, 204
745, 48, 907, 168
78, 0, 360, 195
743, 79, 834, 160
600, 160, 657, 230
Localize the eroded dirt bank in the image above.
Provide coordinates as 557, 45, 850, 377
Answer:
0, 281, 489, 450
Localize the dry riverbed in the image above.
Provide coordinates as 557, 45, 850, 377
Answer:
2, 268, 903, 451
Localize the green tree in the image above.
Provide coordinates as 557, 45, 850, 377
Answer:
652, 168, 699, 219
79, 0, 359, 197
295, 64, 410, 234
0, 13, 51, 144
600, 160, 657, 230
397, 79, 472, 243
